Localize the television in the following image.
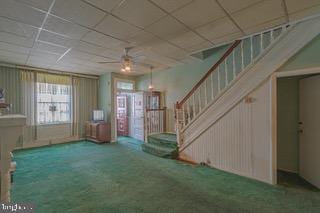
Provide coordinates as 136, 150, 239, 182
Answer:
93, 110, 104, 122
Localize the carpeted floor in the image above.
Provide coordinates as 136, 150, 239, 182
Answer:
12, 137, 320, 213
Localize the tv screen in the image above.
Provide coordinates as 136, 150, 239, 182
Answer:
93, 110, 104, 121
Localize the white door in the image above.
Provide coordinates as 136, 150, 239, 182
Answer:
299, 75, 320, 188
132, 92, 144, 141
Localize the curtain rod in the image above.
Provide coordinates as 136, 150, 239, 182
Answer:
0, 62, 100, 79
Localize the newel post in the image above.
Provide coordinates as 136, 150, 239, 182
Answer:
175, 102, 182, 148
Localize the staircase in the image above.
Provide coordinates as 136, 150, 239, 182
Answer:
174, 16, 320, 184
141, 133, 178, 159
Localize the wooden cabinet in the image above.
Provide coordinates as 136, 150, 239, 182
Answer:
86, 122, 111, 143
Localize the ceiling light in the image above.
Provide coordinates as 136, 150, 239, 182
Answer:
121, 67, 126, 72
149, 66, 154, 90
125, 65, 131, 71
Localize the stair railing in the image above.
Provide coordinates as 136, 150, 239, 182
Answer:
144, 107, 167, 142
175, 25, 290, 145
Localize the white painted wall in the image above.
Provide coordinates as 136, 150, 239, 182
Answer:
180, 79, 275, 184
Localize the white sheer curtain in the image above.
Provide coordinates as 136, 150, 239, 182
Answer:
21, 70, 36, 145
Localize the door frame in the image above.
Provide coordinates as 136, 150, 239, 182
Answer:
113, 78, 136, 142
275, 66, 320, 184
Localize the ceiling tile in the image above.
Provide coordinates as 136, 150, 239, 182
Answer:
112, 0, 166, 28
65, 49, 96, 60
185, 41, 213, 53
29, 49, 60, 60
149, 41, 187, 60
43, 15, 89, 39
210, 31, 243, 45
38, 30, 78, 48
145, 15, 188, 40
231, 0, 285, 31
100, 49, 124, 60
150, 0, 193, 13
95, 15, 141, 40
91, 55, 117, 63
172, 0, 226, 28
127, 30, 160, 46
51, 0, 106, 28
0, 50, 28, 64
169, 31, 209, 50
0, 32, 35, 48
81, 31, 126, 48
74, 41, 106, 56
285, 0, 320, 21
26, 56, 57, 67
219, 0, 262, 14
243, 17, 287, 35
33, 41, 69, 55
0, 17, 38, 38
83, 0, 123, 12
0, 42, 31, 55
15, 0, 54, 11
0, 0, 46, 27
196, 17, 240, 42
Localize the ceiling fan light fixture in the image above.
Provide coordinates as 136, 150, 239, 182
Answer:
125, 65, 131, 71
120, 67, 126, 72
148, 84, 154, 90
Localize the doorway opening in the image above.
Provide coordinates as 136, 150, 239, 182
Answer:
114, 79, 162, 144
277, 74, 320, 191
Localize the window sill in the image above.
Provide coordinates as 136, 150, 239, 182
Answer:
37, 122, 71, 126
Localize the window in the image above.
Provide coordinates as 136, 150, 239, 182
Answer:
37, 83, 71, 124
117, 81, 134, 90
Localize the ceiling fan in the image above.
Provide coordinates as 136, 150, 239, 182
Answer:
98, 47, 147, 72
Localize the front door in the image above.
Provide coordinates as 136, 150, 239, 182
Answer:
117, 95, 128, 136
299, 75, 320, 188
133, 92, 144, 141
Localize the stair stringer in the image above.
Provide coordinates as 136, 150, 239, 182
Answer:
178, 16, 320, 184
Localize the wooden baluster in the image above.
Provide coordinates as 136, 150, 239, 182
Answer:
218, 65, 221, 92
241, 41, 244, 70
224, 59, 228, 86
192, 93, 196, 120
204, 79, 207, 106
250, 36, 253, 63
182, 103, 186, 128
232, 50, 236, 79
260, 33, 263, 53
211, 72, 214, 101
163, 108, 167, 132
198, 88, 201, 114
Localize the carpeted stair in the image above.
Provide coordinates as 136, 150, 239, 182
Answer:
141, 133, 178, 159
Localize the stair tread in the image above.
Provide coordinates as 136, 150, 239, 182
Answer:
142, 143, 176, 152
141, 143, 178, 159
148, 133, 177, 143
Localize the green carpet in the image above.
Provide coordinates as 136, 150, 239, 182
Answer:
11, 137, 320, 213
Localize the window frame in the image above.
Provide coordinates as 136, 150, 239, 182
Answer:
36, 82, 72, 125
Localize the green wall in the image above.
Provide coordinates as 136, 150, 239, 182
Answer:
98, 73, 111, 123
277, 77, 300, 172
279, 34, 320, 72
136, 45, 229, 131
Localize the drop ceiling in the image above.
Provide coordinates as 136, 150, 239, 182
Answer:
0, 0, 319, 75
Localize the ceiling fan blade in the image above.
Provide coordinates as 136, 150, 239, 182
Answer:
133, 61, 151, 68
132, 55, 146, 60
98, 61, 121, 64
